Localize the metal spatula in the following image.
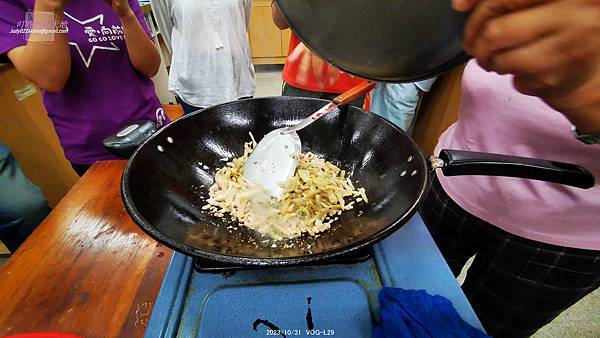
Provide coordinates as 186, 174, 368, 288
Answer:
244, 81, 375, 198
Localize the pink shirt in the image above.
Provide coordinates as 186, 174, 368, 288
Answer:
436, 61, 600, 251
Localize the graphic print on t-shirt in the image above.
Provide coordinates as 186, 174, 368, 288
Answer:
64, 12, 124, 68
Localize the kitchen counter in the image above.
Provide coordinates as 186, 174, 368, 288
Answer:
0, 161, 173, 338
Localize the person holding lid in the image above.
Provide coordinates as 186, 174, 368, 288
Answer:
0, 0, 168, 176
420, 0, 600, 336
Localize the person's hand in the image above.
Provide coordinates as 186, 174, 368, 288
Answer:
104, 0, 134, 19
287, 42, 348, 90
456, 0, 600, 132
451, 0, 479, 11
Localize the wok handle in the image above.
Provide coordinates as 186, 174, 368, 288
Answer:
103, 120, 157, 159
437, 149, 595, 189
333, 81, 376, 105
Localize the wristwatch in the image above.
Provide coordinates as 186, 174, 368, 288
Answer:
572, 125, 600, 145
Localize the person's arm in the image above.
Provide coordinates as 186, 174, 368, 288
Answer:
455, 0, 600, 133
7, 0, 71, 93
106, 0, 161, 77
271, 1, 289, 30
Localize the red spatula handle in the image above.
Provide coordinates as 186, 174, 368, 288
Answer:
333, 81, 376, 106
283, 81, 376, 134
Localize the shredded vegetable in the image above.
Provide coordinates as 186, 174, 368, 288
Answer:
204, 136, 368, 240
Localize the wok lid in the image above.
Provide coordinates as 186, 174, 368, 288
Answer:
274, 0, 470, 82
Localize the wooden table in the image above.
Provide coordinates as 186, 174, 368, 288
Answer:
0, 161, 173, 338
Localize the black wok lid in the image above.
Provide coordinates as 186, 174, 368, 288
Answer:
274, 0, 470, 82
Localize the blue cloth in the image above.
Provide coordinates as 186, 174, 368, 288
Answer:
370, 79, 436, 134
373, 288, 489, 338
0, 143, 51, 252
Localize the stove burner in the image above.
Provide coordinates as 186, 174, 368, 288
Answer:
193, 248, 372, 273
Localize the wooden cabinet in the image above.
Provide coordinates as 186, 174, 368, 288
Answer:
412, 67, 464, 156
0, 65, 79, 207
248, 0, 291, 64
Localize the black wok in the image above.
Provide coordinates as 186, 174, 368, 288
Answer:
121, 97, 594, 267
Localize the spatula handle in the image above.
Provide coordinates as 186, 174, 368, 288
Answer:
333, 81, 376, 105
283, 81, 375, 134
284, 103, 339, 134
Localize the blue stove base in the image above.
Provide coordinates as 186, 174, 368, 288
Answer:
146, 214, 484, 338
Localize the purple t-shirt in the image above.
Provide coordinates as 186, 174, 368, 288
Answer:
0, 0, 167, 164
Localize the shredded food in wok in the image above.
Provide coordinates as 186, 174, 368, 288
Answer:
203, 135, 368, 240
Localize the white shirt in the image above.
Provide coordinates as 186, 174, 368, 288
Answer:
152, 0, 256, 107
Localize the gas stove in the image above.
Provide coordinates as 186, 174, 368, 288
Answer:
145, 214, 483, 338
